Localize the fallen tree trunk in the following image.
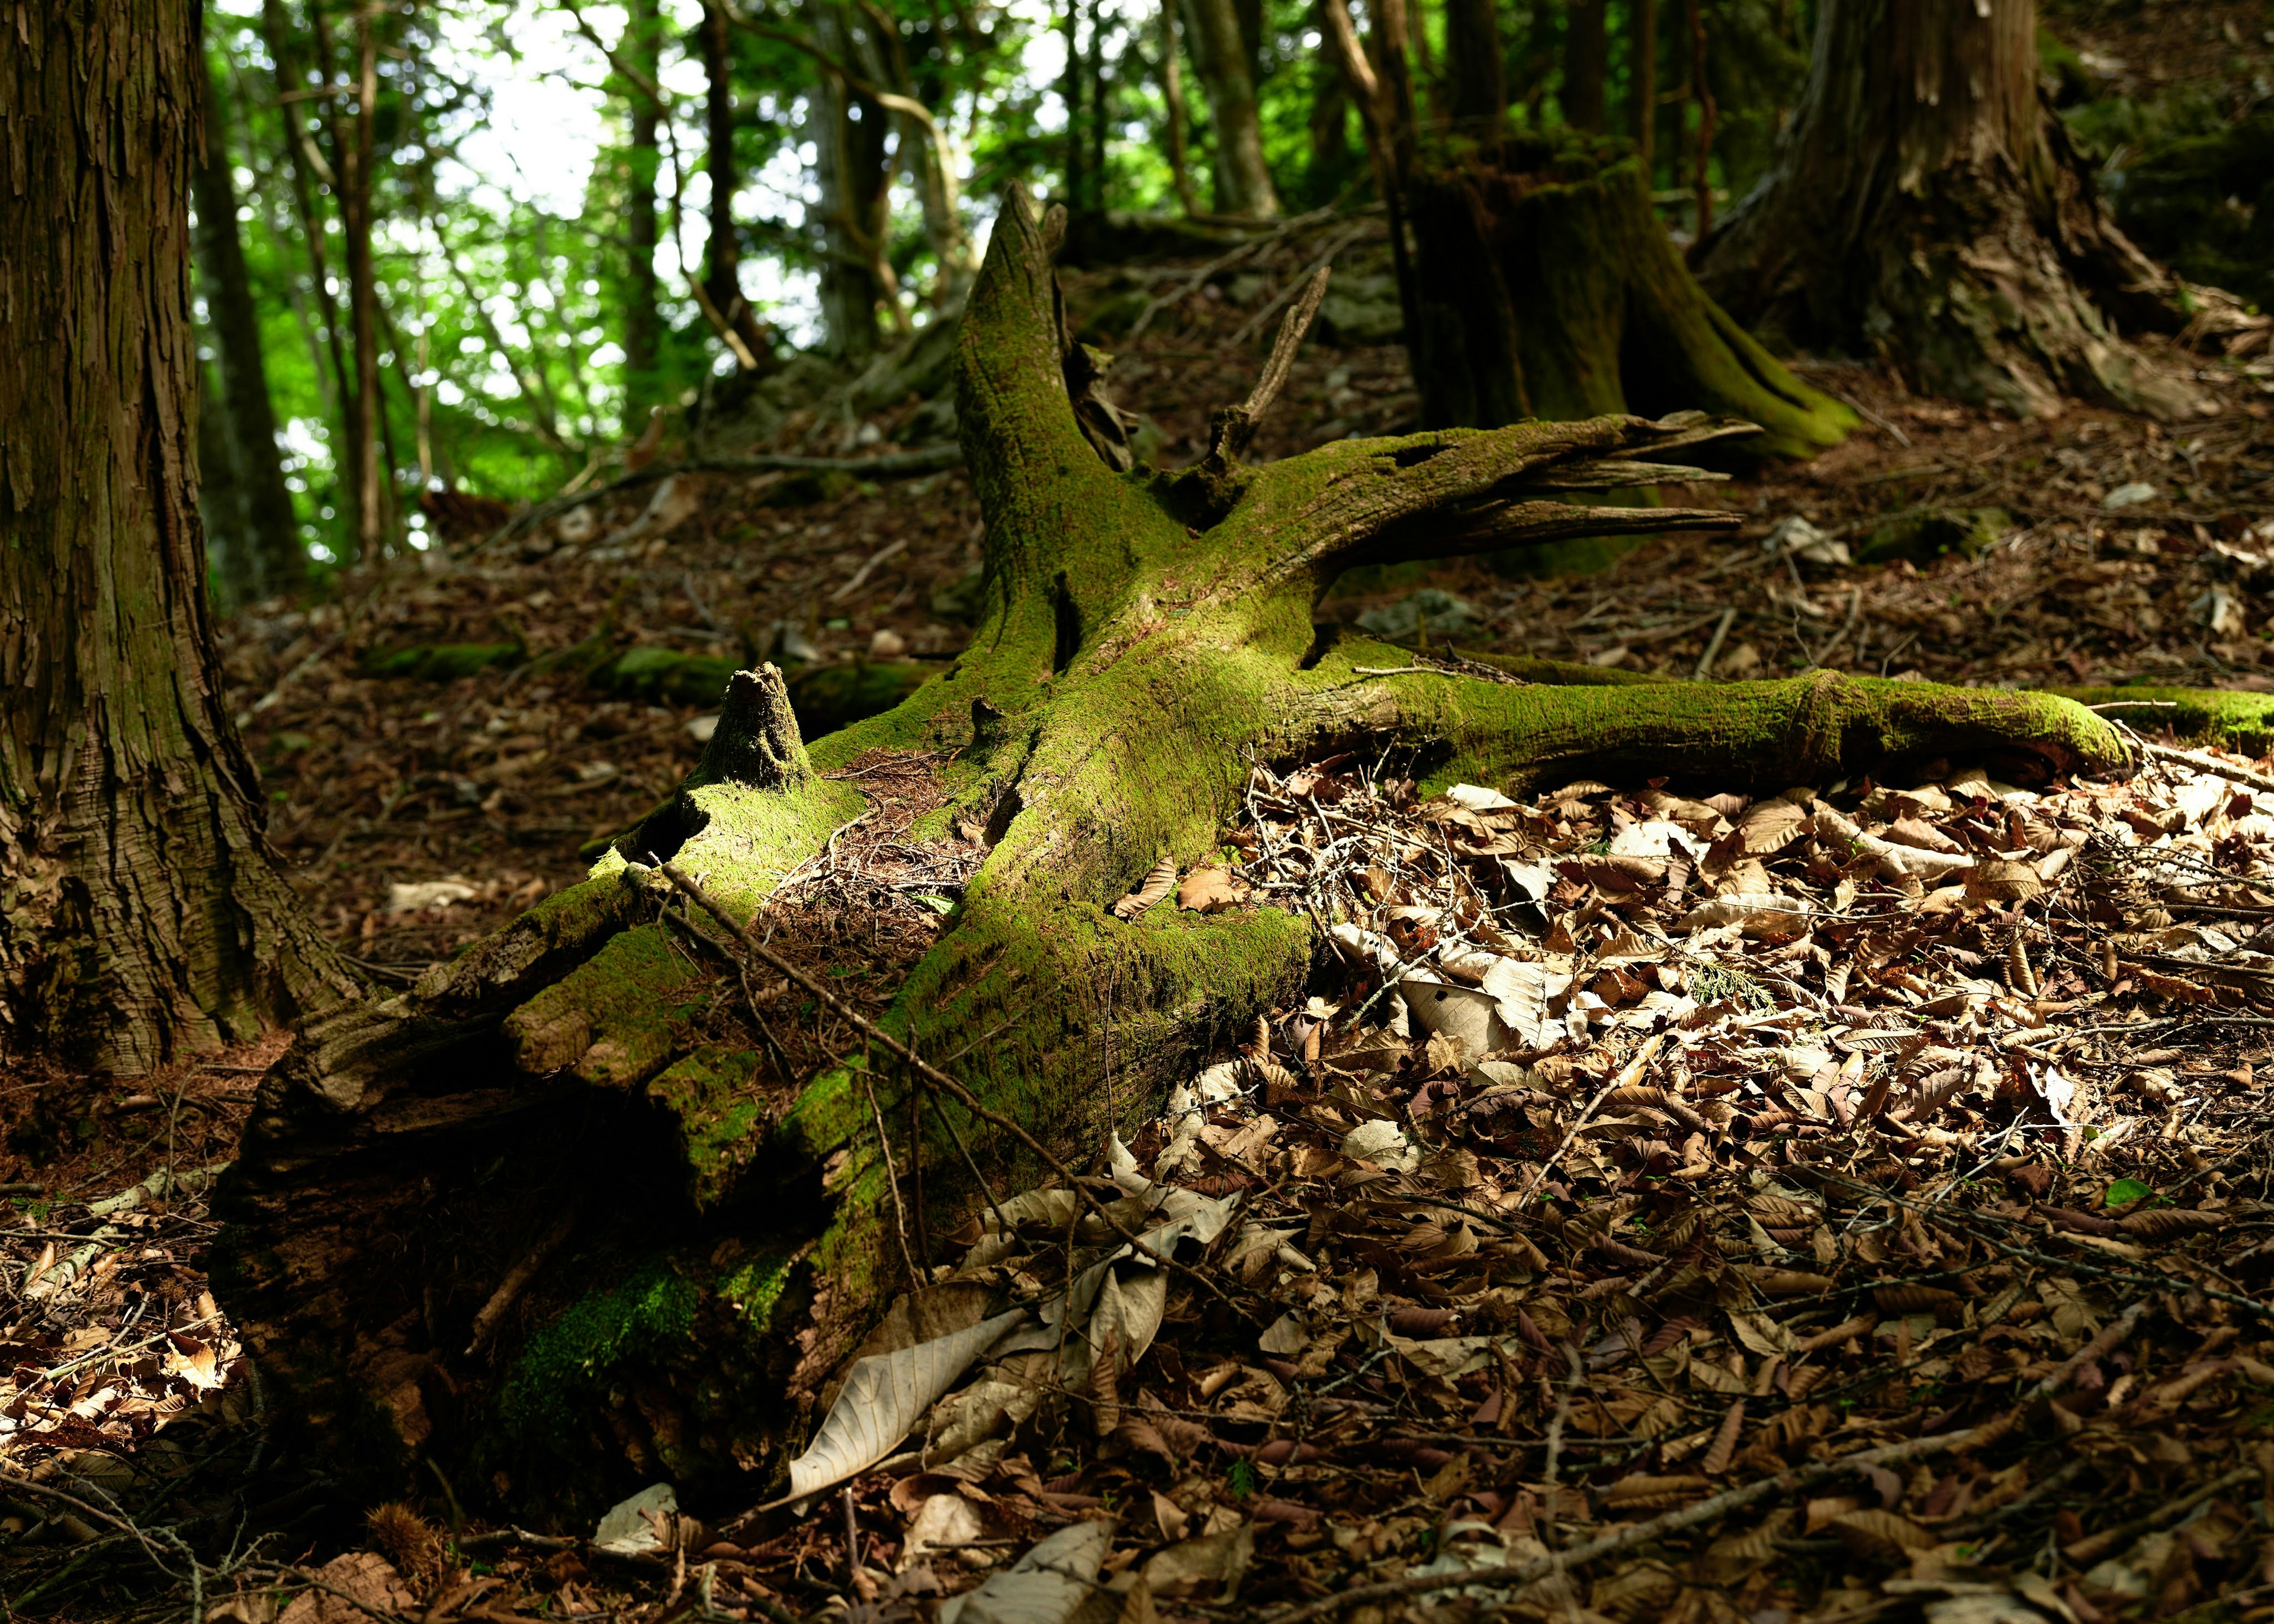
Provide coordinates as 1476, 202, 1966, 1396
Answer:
214, 187, 2161, 1520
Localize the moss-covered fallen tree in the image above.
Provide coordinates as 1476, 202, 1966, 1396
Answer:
215, 188, 2219, 1520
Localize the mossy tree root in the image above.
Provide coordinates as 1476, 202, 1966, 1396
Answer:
1405, 136, 1857, 460
214, 186, 2143, 1519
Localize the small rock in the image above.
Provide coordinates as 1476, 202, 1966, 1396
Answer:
869, 627, 908, 659
595, 1483, 678, 1554
686, 713, 720, 742
2103, 481, 2159, 510
384, 877, 477, 915
1762, 516, 1852, 566
2193, 585, 2249, 636
1357, 588, 1476, 643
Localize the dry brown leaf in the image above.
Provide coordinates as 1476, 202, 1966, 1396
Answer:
1738, 1267, 1838, 1295
1702, 1398, 1745, 1474
1874, 1284, 1964, 1316
2118, 1207, 2225, 1242
1114, 856, 1177, 919
1177, 864, 1250, 914
1601, 1474, 1711, 1510
1827, 1507, 1935, 1560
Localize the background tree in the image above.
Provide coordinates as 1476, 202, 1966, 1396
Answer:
1695, 0, 2198, 418
1562, 0, 1608, 131
618, 0, 667, 434
192, 42, 304, 604
0, 0, 354, 1071
1181, 0, 1280, 216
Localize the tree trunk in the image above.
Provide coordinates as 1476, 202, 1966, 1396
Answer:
1181, 0, 1280, 217
807, 0, 892, 357
320, 2, 391, 560
195, 359, 255, 610
621, 0, 665, 435
1443, 0, 1504, 136
192, 48, 304, 599
1692, 0, 2199, 420
699, 2, 773, 366
1160, 0, 1200, 216
0, 0, 356, 1073
1062, 0, 1088, 213
261, 0, 354, 440
1683, 0, 1714, 240
1406, 138, 1855, 457
213, 186, 2167, 1514
1631, 0, 1656, 173
852, 0, 977, 299
1562, 0, 1607, 132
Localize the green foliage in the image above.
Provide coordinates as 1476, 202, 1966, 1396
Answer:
191, 0, 1830, 596
2104, 1177, 2154, 1210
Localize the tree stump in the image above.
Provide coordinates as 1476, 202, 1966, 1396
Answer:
213, 186, 2144, 1520
1405, 136, 1856, 459
1694, 0, 2200, 420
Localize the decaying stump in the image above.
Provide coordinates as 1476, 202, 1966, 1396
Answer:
213, 186, 2147, 1518
1405, 137, 1855, 459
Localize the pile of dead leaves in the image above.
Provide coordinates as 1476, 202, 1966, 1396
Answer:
266, 741, 2274, 1624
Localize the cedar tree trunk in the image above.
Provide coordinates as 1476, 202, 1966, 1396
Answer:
0, 0, 355, 1072
1181, 0, 1280, 217
1693, 0, 2199, 420
211, 187, 2153, 1514
192, 49, 305, 599
1406, 137, 1855, 457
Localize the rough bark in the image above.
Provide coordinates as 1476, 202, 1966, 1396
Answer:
192, 48, 304, 599
1181, 0, 1280, 218
0, 0, 357, 1073
1693, 0, 2199, 421
1562, 0, 1608, 133
1406, 137, 1855, 458
213, 187, 2149, 1517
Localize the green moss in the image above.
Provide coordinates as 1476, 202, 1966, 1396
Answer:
2049, 686, 2274, 754
492, 1258, 697, 1445
1857, 507, 2010, 565
361, 641, 523, 680
645, 1046, 777, 1209
606, 647, 740, 705
503, 924, 707, 1085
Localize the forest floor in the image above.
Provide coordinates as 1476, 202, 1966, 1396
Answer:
9, 207, 2274, 1623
